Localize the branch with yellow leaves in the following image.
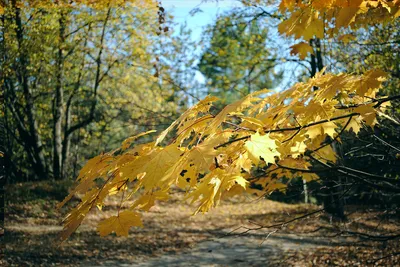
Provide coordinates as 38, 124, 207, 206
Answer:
214, 112, 360, 149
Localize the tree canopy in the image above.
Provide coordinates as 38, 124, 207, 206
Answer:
198, 11, 281, 104
1, 0, 196, 181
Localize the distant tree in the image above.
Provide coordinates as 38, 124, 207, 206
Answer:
0, 1, 193, 181
198, 11, 282, 104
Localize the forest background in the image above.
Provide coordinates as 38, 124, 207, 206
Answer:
1, 0, 400, 266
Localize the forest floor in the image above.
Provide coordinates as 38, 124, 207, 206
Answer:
3, 181, 400, 266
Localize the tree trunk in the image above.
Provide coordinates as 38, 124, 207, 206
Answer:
310, 38, 345, 219
53, 10, 66, 180
0, 111, 5, 235
61, 23, 90, 179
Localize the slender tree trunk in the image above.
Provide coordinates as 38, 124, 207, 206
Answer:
303, 179, 309, 203
61, 105, 71, 178
0, 100, 5, 236
61, 23, 90, 178
53, 10, 66, 180
309, 39, 317, 77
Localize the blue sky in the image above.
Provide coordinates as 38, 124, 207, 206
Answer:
162, 1, 244, 91
163, 0, 240, 42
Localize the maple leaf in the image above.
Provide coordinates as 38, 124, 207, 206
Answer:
290, 141, 307, 157
335, 6, 360, 28
348, 117, 363, 134
187, 169, 223, 214
121, 130, 156, 150
60, 202, 92, 241
353, 69, 388, 96
176, 114, 214, 144
322, 121, 338, 138
235, 153, 253, 173
187, 169, 248, 214
354, 104, 377, 126
305, 126, 323, 139
309, 135, 337, 163
138, 144, 182, 190
278, 8, 324, 39
302, 172, 319, 182
245, 132, 280, 165
97, 210, 143, 237
155, 95, 218, 145
132, 191, 169, 211
207, 94, 258, 131
240, 116, 265, 130
290, 42, 314, 60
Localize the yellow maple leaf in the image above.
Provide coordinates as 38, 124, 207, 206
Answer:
302, 172, 319, 182
317, 145, 338, 163
290, 141, 307, 157
354, 104, 377, 126
353, 69, 388, 96
121, 130, 156, 150
309, 135, 337, 163
97, 210, 143, 237
132, 191, 169, 211
322, 121, 338, 138
139, 144, 182, 190
235, 153, 253, 173
155, 95, 218, 145
176, 114, 214, 144
290, 42, 314, 60
187, 169, 248, 214
279, 8, 324, 39
187, 170, 223, 214
335, 6, 360, 28
207, 94, 258, 131
245, 132, 280, 164
240, 116, 265, 130
266, 181, 287, 193
185, 139, 221, 173
305, 126, 323, 139
348, 117, 363, 134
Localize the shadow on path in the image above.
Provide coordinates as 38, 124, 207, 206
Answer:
89, 232, 350, 267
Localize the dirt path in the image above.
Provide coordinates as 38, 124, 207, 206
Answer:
84, 230, 339, 267
6, 194, 330, 266
7, 223, 333, 267
128, 235, 329, 267
7, 190, 398, 266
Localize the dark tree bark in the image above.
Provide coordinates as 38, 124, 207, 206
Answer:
53, 10, 66, 180
0, 94, 5, 236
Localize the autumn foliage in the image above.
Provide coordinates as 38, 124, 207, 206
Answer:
59, 0, 400, 240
